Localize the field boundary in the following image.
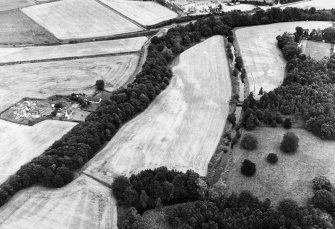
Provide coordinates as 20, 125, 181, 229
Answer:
95, 0, 147, 29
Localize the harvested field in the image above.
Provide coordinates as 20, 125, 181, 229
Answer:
0, 54, 140, 113
0, 9, 58, 44
0, 37, 147, 64
21, 0, 143, 40
0, 0, 35, 11
99, 0, 178, 26
225, 127, 335, 205
0, 119, 76, 184
281, 0, 335, 10
301, 40, 331, 61
0, 175, 117, 229
235, 21, 332, 97
84, 35, 231, 184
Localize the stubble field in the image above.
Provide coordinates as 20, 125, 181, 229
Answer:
235, 21, 332, 97
21, 0, 143, 40
0, 175, 116, 229
84, 35, 231, 184
0, 119, 76, 184
0, 54, 140, 113
99, 0, 178, 26
0, 37, 147, 64
0, 9, 58, 44
226, 127, 335, 205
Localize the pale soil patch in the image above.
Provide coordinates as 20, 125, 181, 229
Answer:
0, 175, 117, 229
281, 0, 335, 10
0, 9, 58, 44
235, 21, 332, 97
0, 119, 76, 184
225, 127, 335, 206
84, 35, 231, 184
222, 4, 256, 12
301, 40, 331, 61
0, 37, 147, 64
21, 0, 142, 40
99, 0, 178, 26
0, 54, 140, 113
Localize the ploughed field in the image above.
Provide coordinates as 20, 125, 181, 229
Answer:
226, 127, 335, 205
99, 0, 178, 26
0, 37, 147, 64
21, 0, 143, 40
0, 9, 58, 44
0, 54, 140, 113
234, 21, 332, 97
0, 120, 76, 184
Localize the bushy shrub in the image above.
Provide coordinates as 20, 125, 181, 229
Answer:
280, 132, 299, 153
241, 134, 258, 150
241, 159, 256, 177
312, 190, 335, 213
95, 80, 105, 90
266, 153, 278, 164
283, 118, 292, 129
313, 176, 333, 192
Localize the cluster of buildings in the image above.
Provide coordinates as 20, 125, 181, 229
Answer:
168, 0, 236, 14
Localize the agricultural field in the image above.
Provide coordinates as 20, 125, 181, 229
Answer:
0, 175, 117, 229
84, 35, 231, 184
0, 0, 35, 11
0, 37, 147, 64
301, 40, 332, 61
280, 0, 335, 10
99, 0, 178, 26
234, 21, 332, 97
21, 0, 143, 40
0, 54, 140, 113
225, 127, 335, 205
0, 119, 76, 184
0, 9, 58, 44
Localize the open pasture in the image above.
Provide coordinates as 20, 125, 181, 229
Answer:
0, 119, 76, 185
0, 54, 140, 113
0, 9, 58, 44
226, 127, 335, 205
0, 175, 116, 229
281, 0, 335, 10
21, 0, 143, 40
99, 0, 178, 26
0, 37, 147, 64
234, 21, 332, 97
301, 40, 332, 61
84, 35, 231, 184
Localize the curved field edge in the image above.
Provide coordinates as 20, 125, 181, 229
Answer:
84, 35, 231, 182
234, 21, 332, 98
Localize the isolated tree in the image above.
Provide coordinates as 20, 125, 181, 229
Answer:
267, 153, 278, 164
241, 159, 256, 177
241, 134, 258, 150
283, 118, 292, 129
95, 80, 105, 90
258, 87, 264, 95
280, 132, 299, 153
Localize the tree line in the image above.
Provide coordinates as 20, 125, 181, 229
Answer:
1, 6, 335, 207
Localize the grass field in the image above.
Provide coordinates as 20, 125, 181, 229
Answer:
0, 9, 58, 44
99, 0, 178, 26
301, 40, 331, 61
235, 21, 332, 97
0, 175, 117, 229
0, 119, 76, 184
0, 37, 147, 64
84, 35, 231, 184
281, 0, 335, 10
0, 54, 140, 113
225, 127, 335, 205
21, 0, 143, 40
